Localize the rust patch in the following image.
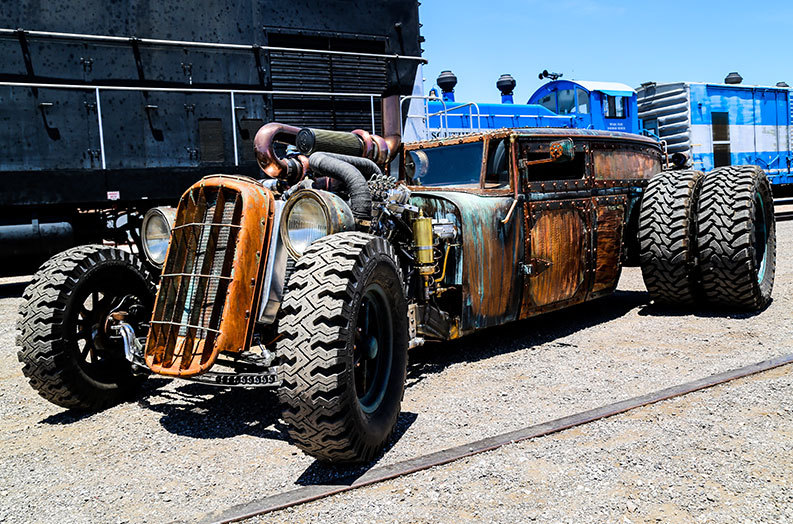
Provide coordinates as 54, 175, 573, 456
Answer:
592, 196, 626, 295
145, 175, 274, 377
592, 149, 661, 180
527, 204, 588, 308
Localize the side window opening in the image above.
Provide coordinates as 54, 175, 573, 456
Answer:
538, 91, 557, 113
485, 138, 510, 188
519, 141, 586, 182
711, 111, 731, 167
576, 88, 590, 114
603, 95, 626, 119
558, 89, 575, 114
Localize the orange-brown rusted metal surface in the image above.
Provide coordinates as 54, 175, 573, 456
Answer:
526, 203, 588, 308
592, 148, 662, 180
591, 196, 627, 296
145, 175, 274, 377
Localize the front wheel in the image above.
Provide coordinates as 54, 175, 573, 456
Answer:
277, 233, 409, 463
16, 246, 155, 410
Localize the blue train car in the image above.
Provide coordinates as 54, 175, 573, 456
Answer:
637, 79, 792, 185
405, 71, 640, 140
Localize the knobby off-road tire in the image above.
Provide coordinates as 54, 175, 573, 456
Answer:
17, 245, 156, 410
638, 169, 704, 305
277, 232, 409, 463
697, 165, 775, 310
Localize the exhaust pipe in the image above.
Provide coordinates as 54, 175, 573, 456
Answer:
254, 95, 404, 183
253, 123, 305, 184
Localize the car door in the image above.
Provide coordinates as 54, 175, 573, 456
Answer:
517, 137, 593, 317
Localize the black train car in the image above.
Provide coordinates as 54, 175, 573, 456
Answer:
0, 0, 423, 270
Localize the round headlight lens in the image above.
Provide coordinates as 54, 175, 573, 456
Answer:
141, 207, 176, 267
285, 196, 329, 256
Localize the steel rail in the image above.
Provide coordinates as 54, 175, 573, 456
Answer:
0, 27, 428, 62
193, 352, 793, 524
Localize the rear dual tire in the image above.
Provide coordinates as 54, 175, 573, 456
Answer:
697, 165, 775, 310
639, 166, 775, 310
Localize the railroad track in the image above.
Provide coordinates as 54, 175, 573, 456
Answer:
193, 353, 793, 524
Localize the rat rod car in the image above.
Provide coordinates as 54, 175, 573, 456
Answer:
17, 96, 776, 463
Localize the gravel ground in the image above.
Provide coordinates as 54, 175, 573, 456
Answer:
0, 221, 791, 524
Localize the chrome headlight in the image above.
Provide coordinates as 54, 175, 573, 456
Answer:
280, 189, 354, 258
141, 206, 177, 267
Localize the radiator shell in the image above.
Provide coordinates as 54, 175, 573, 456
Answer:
145, 175, 274, 376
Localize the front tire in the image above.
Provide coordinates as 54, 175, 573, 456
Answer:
16, 245, 155, 410
277, 233, 408, 463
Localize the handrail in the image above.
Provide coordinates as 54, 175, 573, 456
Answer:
0, 81, 381, 98
427, 101, 483, 135
0, 27, 427, 63
2, 81, 381, 169
400, 95, 448, 139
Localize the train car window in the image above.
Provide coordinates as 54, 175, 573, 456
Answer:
711, 112, 730, 142
576, 89, 590, 114
558, 89, 575, 114
538, 92, 557, 113
603, 95, 626, 119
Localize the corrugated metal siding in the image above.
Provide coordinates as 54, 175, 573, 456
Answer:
636, 82, 691, 155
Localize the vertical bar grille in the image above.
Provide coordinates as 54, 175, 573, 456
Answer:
145, 175, 275, 377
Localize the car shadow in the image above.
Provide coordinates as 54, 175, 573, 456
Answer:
405, 289, 650, 389
137, 382, 289, 442
40, 377, 172, 425
294, 411, 418, 486
637, 298, 771, 319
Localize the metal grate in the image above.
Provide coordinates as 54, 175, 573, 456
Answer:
147, 185, 241, 373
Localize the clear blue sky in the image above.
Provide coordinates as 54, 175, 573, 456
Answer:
418, 1, 792, 104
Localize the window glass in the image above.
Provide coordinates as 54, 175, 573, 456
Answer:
603, 95, 626, 118
538, 92, 557, 112
405, 142, 484, 186
576, 88, 590, 114
711, 112, 730, 142
558, 89, 575, 114
485, 139, 510, 188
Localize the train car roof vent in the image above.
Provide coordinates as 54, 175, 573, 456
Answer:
724, 72, 743, 84
497, 74, 516, 104
437, 70, 458, 102
437, 70, 457, 93
776, 81, 789, 88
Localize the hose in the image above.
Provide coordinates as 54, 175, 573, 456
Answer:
308, 152, 372, 222
318, 152, 384, 179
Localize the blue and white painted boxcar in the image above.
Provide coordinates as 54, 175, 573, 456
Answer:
637, 81, 792, 185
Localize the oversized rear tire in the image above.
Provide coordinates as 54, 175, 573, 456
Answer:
696, 165, 775, 310
277, 232, 408, 463
638, 169, 704, 305
16, 245, 155, 410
